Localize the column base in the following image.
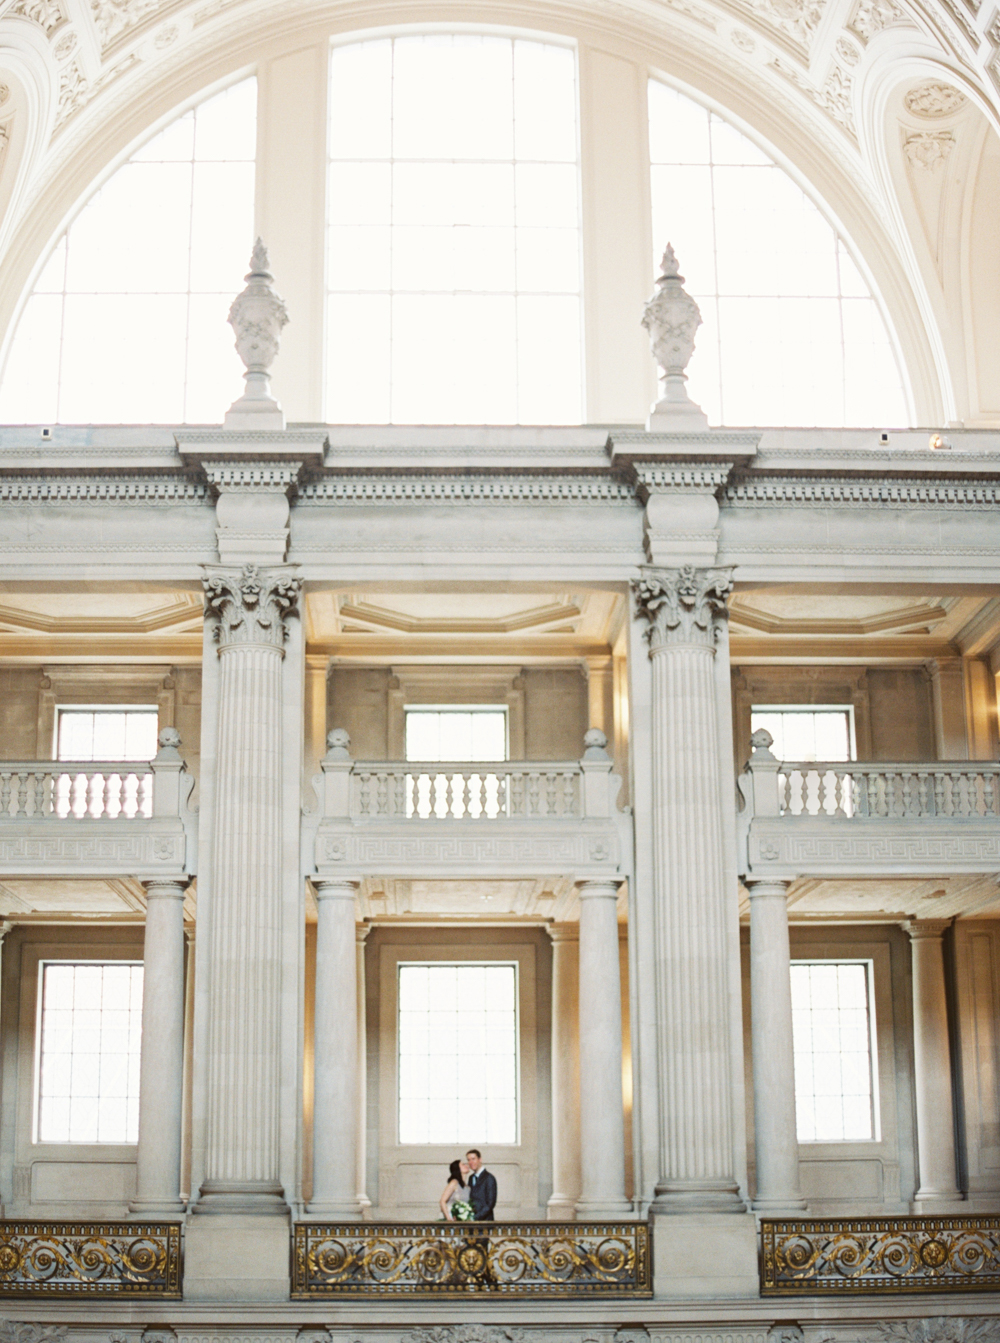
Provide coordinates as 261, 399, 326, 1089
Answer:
752, 1196, 808, 1215
547, 1195, 578, 1221
574, 1198, 634, 1219
651, 1178, 746, 1214
194, 1179, 289, 1215
303, 1199, 364, 1219
184, 1212, 291, 1302
912, 1192, 966, 1213
651, 1211, 759, 1298
128, 1198, 186, 1216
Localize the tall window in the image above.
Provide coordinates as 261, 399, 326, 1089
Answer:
35, 962, 144, 1143
326, 34, 583, 425
0, 78, 256, 425
791, 961, 878, 1142
648, 80, 909, 427
398, 962, 518, 1144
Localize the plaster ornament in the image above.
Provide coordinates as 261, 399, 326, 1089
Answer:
225, 238, 289, 429
903, 130, 954, 169
849, 0, 905, 40
53, 28, 78, 58
751, 0, 825, 47
731, 27, 757, 48
91, 0, 162, 49
0, 1328, 68, 1343
835, 35, 861, 63
0, 85, 9, 103
642, 244, 709, 429
903, 81, 966, 117
633, 564, 734, 650
54, 59, 88, 131
9, 0, 66, 34
878, 1321, 998, 1343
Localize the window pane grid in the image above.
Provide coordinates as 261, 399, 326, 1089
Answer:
0, 78, 256, 425
791, 961, 876, 1142
398, 963, 518, 1144
648, 80, 909, 428
326, 34, 583, 425
57, 709, 159, 763
36, 962, 144, 1144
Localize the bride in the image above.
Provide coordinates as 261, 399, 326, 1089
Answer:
439, 1158, 472, 1221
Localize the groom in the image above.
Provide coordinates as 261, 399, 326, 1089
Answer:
466, 1149, 497, 1221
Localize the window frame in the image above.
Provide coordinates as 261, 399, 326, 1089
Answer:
751, 704, 857, 762
54, 705, 160, 762
403, 704, 510, 762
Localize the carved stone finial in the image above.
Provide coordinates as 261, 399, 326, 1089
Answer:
633, 565, 733, 652
224, 238, 289, 430
750, 727, 775, 759
583, 727, 610, 760
642, 243, 709, 429
202, 564, 301, 652
155, 727, 182, 759
326, 728, 352, 760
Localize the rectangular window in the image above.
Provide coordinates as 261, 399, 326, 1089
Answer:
404, 707, 508, 762
35, 962, 144, 1144
398, 962, 518, 1144
750, 706, 855, 762
791, 960, 878, 1142
56, 708, 159, 762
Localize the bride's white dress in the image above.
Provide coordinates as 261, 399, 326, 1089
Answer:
447, 1183, 471, 1213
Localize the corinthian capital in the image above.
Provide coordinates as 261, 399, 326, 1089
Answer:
633, 565, 733, 651
203, 564, 301, 651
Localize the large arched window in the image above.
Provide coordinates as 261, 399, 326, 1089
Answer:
325, 34, 583, 425
648, 80, 910, 427
0, 78, 256, 425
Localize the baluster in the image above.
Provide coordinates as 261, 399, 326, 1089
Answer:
359, 771, 372, 816
394, 771, 406, 817
510, 770, 523, 817
972, 771, 986, 818
816, 770, 827, 815
833, 770, 845, 818
933, 770, 946, 816
798, 771, 809, 815
916, 772, 929, 816
15, 771, 29, 818
901, 772, 913, 816
376, 773, 388, 816
409, 772, 419, 819
28, 771, 44, 818
528, 773, 540, 815
562, 771, 575, 816
780, 772, 792, 815
989, 772, 1000, 818
474, 774, 484, 818
956, 771, 971, 818
140, 771, 153, 818
443, 772, 454, 818
498, 772, 509, 818
0, 770, 10, 818
428, 774, 438, 817
544, 771, 557, 816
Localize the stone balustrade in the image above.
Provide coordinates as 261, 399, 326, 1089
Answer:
739, 737, 1000, 879
351, 762, 583, 820
0, 762, 154, 819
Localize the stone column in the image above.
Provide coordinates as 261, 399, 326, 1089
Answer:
307, 880, 362, 1217
747, 880, 807, 1214
926, 659, 969, 760
196, 563, 300, 1214
905, 920, 963, 1206
576, 881, 631, 1218
634, 565, 744, 1213
130, 880, 187, 1213
547, 924, 581, 1219
356, 922, 371, 1211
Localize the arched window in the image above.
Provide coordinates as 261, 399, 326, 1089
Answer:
325, 34, 583, 425
648, 80, 910, 427
0, 78, 256, 425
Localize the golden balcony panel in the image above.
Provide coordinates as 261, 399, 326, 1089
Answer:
0, 1222, 182, 1298
761, 1217, 1000, 1295
292, 1222, 651, 1298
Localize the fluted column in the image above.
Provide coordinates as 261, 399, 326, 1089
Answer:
634, 565, 744, 1214
547, 924, 581, 1219
197, 563, 300, 1213
576, 881, 631, 1217
308, 880, 362, 1217
129, 879, 187, 1213
905, 920, 963, 1206
747, 880, 807, 1214
356, 922, 371, 1210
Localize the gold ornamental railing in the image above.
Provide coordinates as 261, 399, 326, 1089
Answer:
761, 1217, 1000, 1295
0, 1222, 181, 1297
292, 1221, 651, 1297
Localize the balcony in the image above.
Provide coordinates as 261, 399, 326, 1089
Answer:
739, 733, 1000, 882
0, 735, 196, 880
309, 731, 630, 885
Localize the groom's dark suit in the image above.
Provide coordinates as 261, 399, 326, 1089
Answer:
468, 1167, 497, 1221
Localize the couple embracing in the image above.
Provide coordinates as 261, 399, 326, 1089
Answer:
438, 1148, 497, 1222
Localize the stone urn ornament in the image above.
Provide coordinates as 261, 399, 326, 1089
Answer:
642, 243, 709, 429
224, 238, 289, 429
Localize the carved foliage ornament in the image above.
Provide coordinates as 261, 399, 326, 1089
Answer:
903, 82, 967, 117
633, 565, 734, 651
904, 131, 954, 169
878, 1321, 998, 1343
203, 563, 300, 650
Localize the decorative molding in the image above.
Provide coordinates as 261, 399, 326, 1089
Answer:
633, 565, 734, 652
204, 462, 301, 493
54, 59, 88, 132
0, 1327, 67, 1343
0, 476, 208, 504
724, 476, 1000, 507
0, 1223, 180, 1297
202, 564, 300, 650
91, 0, 162, 50
317, 829, 622, 872
904, 131, 955, 169
849, 0, 906, 40
877, 1320, 999, 1342
750, 0, 825, 48
8, 0, 66, 33
904, 81, 968, 117
297, 476, 636, 505
748, 824, 1000, 872
634, 463, 732, 492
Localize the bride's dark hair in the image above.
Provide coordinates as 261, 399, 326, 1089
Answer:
448, 1159, 465, 1187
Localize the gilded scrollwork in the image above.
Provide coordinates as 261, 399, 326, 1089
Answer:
292, 1222, 651, 1298
761, 1217, 1000, 1294
0, 1223, 181, 1297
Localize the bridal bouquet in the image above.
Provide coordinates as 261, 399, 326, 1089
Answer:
452, 1200, 475, 1223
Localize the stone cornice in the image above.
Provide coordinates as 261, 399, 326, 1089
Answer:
725, 475, 1000, 508
204, 461, 302, 494
297, 475, 637, 506
0, 475, 208, 503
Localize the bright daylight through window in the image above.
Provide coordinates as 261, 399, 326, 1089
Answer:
55, 709, 159, 817
398, 963, 517, 1145
404, 709, 508, 818
751, 707, 854, 814
0, 78, 256, 425
791, 961, 877, 1142
36, 962, 144, 1144
326, 34, 583, 424
649, 81, 910, 427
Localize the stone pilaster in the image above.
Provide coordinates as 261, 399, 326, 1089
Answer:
130, 879, 187, 1214
547, 923, 581, 1219
634, 564, 745, 1214
905, 919, 963, 1207
576, 880, 631, 1218
196, 563, 300, 1214
307, 879, 362, 1218
747, 880, 807, 1214
356, 922, 372, 1210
